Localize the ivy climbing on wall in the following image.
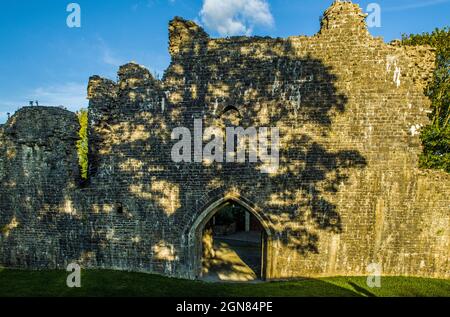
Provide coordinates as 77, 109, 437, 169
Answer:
402, 27, 450, 173
76, 109, 88, 180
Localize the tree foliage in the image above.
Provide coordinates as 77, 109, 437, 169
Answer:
402, 27, 450, 173
76, 109, 88, 180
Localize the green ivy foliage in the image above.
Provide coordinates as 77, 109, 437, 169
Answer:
76, 109, 89, 180
402, 27, 450, 173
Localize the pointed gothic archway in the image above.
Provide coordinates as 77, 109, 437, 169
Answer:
187, 194, 273, 281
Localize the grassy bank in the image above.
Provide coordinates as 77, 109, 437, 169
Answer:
0, 268, 448, 297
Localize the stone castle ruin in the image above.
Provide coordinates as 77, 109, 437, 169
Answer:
0, 2, 449, 280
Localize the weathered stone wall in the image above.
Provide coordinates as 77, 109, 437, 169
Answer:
0, 1, 449, 279
0, 107, 88, 268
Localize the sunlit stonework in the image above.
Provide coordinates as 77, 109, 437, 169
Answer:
0, 1, 448, 281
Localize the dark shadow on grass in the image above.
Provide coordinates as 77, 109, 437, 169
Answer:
0, 268, 362, 297
348, 281, 376, 297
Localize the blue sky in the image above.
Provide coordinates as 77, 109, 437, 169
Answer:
0, 0, 449, 123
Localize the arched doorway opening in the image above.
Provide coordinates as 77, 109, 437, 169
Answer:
188, 196, 272, 281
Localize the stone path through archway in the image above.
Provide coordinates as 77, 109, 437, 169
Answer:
201, 234, 262, 282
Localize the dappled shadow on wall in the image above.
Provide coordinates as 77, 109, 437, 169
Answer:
71, 32, 368, 271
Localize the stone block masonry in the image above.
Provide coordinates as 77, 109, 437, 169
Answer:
0, 1, 449, 279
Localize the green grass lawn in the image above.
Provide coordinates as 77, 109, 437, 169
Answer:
0, 268, 449, 297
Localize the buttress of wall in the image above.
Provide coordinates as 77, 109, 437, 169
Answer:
0, 107, 89, 269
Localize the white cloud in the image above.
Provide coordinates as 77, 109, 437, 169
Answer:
96, 36, 123, 67
199, 0, 274, 36
0, 83, 88, 124
0, 112, 8, 124
30, 82, 88, 111
0, 99, 31, 123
